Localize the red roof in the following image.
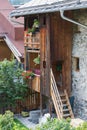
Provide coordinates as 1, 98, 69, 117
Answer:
0, 0, 24, 58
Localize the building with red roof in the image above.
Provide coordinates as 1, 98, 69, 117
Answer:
0, 0, 24, 62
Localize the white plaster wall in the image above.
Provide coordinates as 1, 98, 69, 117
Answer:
72, 10, 87, 120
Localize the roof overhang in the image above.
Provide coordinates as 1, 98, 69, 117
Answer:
10, 0, 87, 18
4, 35, 22, 62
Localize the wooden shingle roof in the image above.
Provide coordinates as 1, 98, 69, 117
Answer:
10, 0, 87, 17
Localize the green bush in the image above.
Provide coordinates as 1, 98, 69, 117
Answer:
0, 59, 28, 109
76, 122, 87, 130
0, 110, 28, 130
0, 110, 14, 130
13, 119, 29, 130
35, 118, 87, 130
36, 118, 75, 130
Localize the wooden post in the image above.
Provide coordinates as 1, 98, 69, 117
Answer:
46, 14, 51, 97
24, 46, 29, 70
24, 17, 30, 71
39, 15, 45, 116
39, 14, 51, 116
46, 14, 52, 116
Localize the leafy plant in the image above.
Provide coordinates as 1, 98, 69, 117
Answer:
0, 110, 28, 130
22, 70, 34, 79
13, 118, 28, 130
33, 55, 40, 65
35, 118, 75, 130
35, 117, 87, 130
0, 59, 28, 109
0, 110, 14, 130
33, 19, 39, 28
76, 122, 87, 130
28, 19, 39, 34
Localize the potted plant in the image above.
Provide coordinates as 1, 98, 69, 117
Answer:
21, 106, 29, 117
33, 55, 40, 75
22, 70, 34, 80
27, 19, 40, 35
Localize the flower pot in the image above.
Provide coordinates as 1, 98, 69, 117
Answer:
21, 111, 29, 117
34, 69, 40, 75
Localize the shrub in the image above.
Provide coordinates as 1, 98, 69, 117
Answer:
0, 110, 14, 130
0, 110, 29, 130
36, 118, 75, 130
76, 122, 87, 130
35, 117, 87, 130
0, 59, 28, 109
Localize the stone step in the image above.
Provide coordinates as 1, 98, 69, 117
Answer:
29, 109, 48, 123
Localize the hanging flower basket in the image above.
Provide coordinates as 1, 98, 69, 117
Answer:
22, 70, 34, 80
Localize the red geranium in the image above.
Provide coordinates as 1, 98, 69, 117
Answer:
22, 70, 34, 79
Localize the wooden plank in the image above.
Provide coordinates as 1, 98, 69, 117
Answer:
45, 14, 51, 97
24, 46, 29, 70
39, 15, 46, 116
40, 26, 46, 95
50, 12, 73, 96
32, 76, 40, 92
64, 90, 74, 118
27, 50, 40, 53
39, 14, 51, 97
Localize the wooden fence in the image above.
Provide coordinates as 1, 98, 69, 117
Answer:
0, 89, 40, 114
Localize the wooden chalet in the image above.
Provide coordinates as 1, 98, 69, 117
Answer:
10, 0, 87, 119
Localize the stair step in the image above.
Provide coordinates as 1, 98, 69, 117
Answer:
63, 113, 71, 117
51, 69, 74, 119
63, 104, 69, 107
60, 94, 66, 97
62, 99, 67, 102
63, 109, 71, 112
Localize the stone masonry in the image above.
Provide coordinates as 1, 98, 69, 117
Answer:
72, 10, 87, 120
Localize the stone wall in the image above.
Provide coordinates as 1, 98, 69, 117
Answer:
72, 10, 87, 120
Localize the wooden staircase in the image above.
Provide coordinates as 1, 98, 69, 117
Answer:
51, 69, 74, 119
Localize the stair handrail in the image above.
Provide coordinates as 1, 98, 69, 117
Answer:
51, 69, 63, 119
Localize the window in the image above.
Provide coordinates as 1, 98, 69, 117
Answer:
72, 57, 79, 71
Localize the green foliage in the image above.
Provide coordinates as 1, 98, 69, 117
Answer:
36, 118, 75, 130
33, 19, 39, 28
35, 118, 87, 130
0, 110, 14, 130
28, 19, 39, 34
76, 122, 87, 130
33, 55, 40, 65
0, 110, 28, 130
13, 119, 28, 130
0, 59, 28, 108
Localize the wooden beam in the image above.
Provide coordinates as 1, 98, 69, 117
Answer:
24, 46, 30, 70
39, 15, 45, 116
46, 14, 52, 115
46, 14, 51, 97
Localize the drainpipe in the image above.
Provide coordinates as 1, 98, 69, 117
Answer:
60, 10, 87, 29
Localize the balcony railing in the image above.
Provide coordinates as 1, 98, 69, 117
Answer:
24, 31, 40, 50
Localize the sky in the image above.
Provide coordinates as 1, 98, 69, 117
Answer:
9, 0, 31, 5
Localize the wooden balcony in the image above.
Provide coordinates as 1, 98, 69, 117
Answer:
24, 31, 40, 50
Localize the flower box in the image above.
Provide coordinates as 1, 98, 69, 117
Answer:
32, 75, 40, 92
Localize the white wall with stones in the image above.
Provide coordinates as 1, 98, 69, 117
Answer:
72, 10, 87, 120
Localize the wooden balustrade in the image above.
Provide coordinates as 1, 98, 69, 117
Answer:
24, 31, 40, 49
51, 69, 63, 119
